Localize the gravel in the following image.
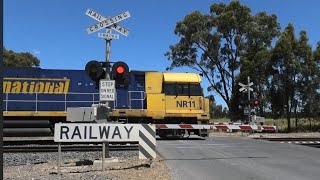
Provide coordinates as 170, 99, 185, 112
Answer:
4, 150, 171, 179
4, 151, 138, 166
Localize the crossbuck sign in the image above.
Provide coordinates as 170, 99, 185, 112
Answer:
238, 82, 253, 92
86, 9, 130, 38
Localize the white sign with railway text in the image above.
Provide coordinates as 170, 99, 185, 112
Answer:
86, 11, 130, 34
99, 80, 115, 101
98, 33, 119, 39
54, 123, 139, 142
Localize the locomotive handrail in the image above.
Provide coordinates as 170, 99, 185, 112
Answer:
3, 91, 144, 112
3, 92, 100, 113
128, 91, 146, 110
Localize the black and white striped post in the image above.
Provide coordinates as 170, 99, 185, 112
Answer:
139, 124, 156, 159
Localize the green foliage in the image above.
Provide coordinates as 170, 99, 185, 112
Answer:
165, 1, 280, 120
3, 47, 40, 68
206, 95, 228, 118
167, 1, 320, 129
269, 24, 319, 132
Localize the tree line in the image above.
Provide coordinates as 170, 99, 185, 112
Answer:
3, 47, 40, 68
166, 1, 320, 132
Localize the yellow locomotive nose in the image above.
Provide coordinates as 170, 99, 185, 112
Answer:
110, 72, 210, 137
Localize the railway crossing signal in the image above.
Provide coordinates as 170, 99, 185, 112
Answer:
85, 8, 131, 79
85, 61, 130, 87
252, 99, 260, 106
238, 76, 254, 122
85, 61, 105, 80
111, 61, 130, 86
85, 8, 131, 102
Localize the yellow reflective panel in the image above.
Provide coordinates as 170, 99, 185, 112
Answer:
163, 73, 201, 83
145, 72, 163, 93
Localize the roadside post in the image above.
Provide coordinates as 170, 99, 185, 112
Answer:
58, 142, 61, 175
85, 9, 131, 157
54, 123, 156, 173
102, 141, 106, 171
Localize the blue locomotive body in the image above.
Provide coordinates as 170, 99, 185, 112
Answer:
3, 68, 146, 118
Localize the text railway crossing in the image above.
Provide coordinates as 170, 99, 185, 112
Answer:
86, 9, 129, 36
86, 10, 130, 35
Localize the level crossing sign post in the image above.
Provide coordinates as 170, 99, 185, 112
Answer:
85, 9, 131, 157
239, 76, 254, 123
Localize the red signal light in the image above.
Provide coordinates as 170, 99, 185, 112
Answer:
116, 66, 124, 74
254, 100, 259, 105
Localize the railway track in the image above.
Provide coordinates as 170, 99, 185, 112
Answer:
253, 137, 320, 142
4, 140, 139, 153
254, 137, 320, 148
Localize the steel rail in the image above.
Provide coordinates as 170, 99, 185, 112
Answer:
254, 137, 320, 148
4, 144, 139, 153
4, 140, 139, 146
253, 138, 320, 142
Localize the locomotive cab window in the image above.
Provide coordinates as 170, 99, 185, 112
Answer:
164, 83, 203, 96
164, 83, 176, 95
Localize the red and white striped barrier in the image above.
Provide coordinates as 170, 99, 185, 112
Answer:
156, 124, 276, 131
210, 122, 242, 125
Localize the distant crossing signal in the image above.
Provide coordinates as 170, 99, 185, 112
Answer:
251, 99, 260, 106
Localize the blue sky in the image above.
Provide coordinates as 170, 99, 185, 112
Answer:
4, 0, 320, 107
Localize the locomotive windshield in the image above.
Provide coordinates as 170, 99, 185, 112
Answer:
163, 83, 203, 96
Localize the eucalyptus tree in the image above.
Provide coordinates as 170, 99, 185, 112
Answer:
165, 1, 279, 119
3, 47, 40, 68
296, 31, 317, 121
270, 24, 318, 132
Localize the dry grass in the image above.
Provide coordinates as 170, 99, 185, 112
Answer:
265, 118, 320, 132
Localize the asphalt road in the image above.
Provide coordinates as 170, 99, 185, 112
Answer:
157, 136, 320, 180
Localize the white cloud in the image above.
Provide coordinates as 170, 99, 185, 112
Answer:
33, 49, 41, 54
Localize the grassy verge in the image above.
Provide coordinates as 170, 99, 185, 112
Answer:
265, 118, 320, 132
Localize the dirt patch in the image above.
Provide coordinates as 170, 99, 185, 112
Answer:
4, 158, 171, 180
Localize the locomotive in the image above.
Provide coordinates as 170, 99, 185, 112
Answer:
3, 61, 210, 137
